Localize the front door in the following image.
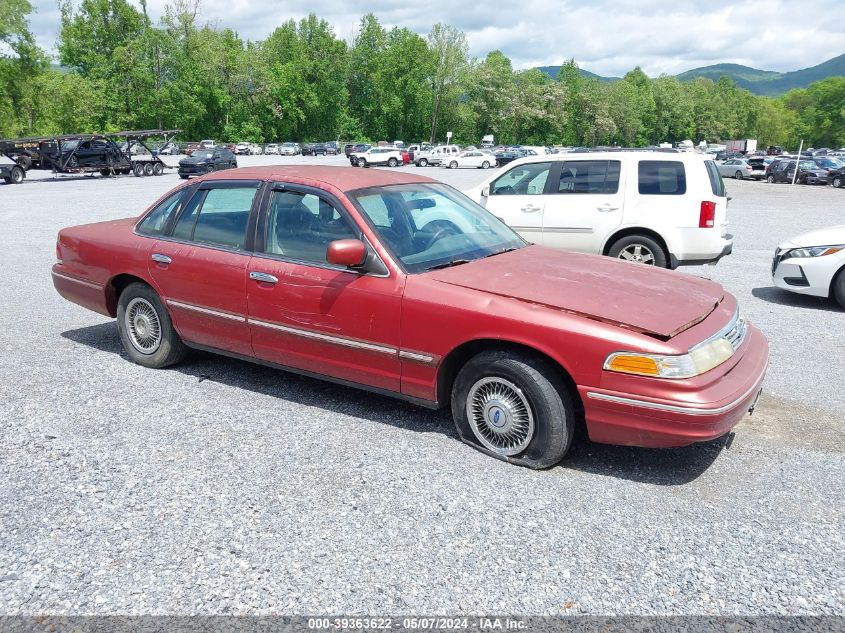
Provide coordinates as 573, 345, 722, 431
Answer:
246, 184, 403, 392
542, 159, 624, 253
148, 181, 262, 355
480, 160, 553, 244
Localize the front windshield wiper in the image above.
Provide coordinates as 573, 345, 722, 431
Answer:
484, 247, 518, 258
426, 259, 471, 271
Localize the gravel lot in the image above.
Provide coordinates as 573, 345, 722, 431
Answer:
0, 155, 843, 616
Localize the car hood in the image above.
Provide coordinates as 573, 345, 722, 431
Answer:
424, 246, 725, 339
180, 156, 210, 165
780, 225, 845, 249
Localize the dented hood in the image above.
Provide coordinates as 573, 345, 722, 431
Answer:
424, 246, 724, 338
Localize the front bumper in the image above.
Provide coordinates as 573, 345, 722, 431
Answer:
772, 248, 842, 298
578, 325, 769, 448
178, 164, 211, 175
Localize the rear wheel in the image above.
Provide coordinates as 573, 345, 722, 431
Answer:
417, 158, 428, 167
608, 234, 667, 267
833, 176, 843, 188
359, 159, 367, 168
451, 351, 574, 469
116, 283, 188, 369
766, 174, 775, 183
833, 268, 845, 309
152, 162, 164, 176
734, 170, 743, 180
450, 161, 458, 169
133, 163, 144, 177
482, 160, 490, 169
387, 157, 398, 167
10, 166, 24, 184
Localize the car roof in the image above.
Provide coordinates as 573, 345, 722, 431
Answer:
505, 150, 714, 167
201, 165, 436, 192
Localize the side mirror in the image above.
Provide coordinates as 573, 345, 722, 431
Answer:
327, 239, 367, 268
481, 185, 490, 197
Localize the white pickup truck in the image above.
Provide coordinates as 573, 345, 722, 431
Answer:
414, 145, 460, 167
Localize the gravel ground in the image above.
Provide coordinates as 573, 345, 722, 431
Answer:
0, 155, 843, 616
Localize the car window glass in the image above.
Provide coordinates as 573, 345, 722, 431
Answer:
490, 162, 552, 195
705, 160, 726, 197
556, 160, 620, 194
172, 187, 256, 249
137, 190, 185, 236
638, 160, 686, 195
265, 190, 357, 264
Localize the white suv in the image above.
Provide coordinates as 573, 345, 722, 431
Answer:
415, 145, 460, 167
464, 151, 733, 268
350, 147, 403, 168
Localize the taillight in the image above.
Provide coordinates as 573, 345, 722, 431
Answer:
699, 201, 716, 228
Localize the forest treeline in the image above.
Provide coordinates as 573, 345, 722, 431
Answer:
2, 0, 844, 148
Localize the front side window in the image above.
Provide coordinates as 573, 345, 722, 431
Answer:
556, 160, 620, 194
490, 162, 552, 195
350, 183, 526, 274
265, 190, 357, 264
638, 160, 686, 195
172, 187, 257, 249
137, 190, 186, 236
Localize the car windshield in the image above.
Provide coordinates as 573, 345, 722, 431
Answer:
195, 150, 214, 159
348, 183, 526, 274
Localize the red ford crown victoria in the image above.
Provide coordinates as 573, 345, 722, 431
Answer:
52, 166, 768, 468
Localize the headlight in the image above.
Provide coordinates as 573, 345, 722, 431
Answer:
785, 245, 844, 258
604, 314, 747, 379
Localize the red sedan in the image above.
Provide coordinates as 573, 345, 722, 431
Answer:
52, 166, 768, 468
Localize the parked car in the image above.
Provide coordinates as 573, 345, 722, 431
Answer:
464, 152, 733, 269
51, 166, 768, 468
745, 157, 772, 180
177, 148, 237, 178
199, 140, 216, 150
813, 157, 843, 173
717, 158, 753, 180
310, 143, 328, 156
279, 142, 299, 156
235, 142, 252, 155
325, 142, 339, 155
494, 148, 527, 167
828, 165, 845, 188
300, 143, 315, 156
350, 147, 403, 167
49, 139, 129, 170
250, 144, 263, 155
414, 145, 460, 167
344, 143, 370, 157
265, 144, 280, 155
769, 159, 828, 185
772, 226, 845, 308
442, 150, 495, 170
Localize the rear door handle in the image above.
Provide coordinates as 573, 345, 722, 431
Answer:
521, 205, 542, 213
596, 205, 619, 212
151, 253, 171, 264
250, 272, 278, 284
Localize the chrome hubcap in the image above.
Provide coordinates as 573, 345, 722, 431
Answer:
619, 244, 655, 265
125, 297, 162, 354
466, 377, 534, 456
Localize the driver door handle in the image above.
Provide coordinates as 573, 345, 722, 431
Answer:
250, 271, 278, 284
151, 253, 171, 265
521, 204, 542, 213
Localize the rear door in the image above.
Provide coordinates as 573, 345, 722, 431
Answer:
148, 180, 262, 355
541, 159, 623, 253
479, 161, 553, 244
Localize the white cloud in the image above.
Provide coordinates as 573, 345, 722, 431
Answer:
28, 0, 845, 76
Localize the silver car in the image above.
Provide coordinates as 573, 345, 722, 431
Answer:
717, 158, 754, 180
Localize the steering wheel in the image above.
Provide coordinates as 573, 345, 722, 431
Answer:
423, 223, 460, 251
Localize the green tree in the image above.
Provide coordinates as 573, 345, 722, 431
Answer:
427, 22, 468, 143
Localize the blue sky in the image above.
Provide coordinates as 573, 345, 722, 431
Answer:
28, 0, 845, 76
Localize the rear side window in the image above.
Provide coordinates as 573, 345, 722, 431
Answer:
705, 160, 726, 197
557, 160, 620, 194
172, 187, 257, 250
137, 190, 185, 236
638, 161, 686, 195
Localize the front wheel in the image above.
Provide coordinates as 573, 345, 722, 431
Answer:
608, 234, 668, 267
767, 174, 775, 183
482, 161, 490, 169
417, 158, 428, 167
116, 283, 188, 368
387, 157, 398, 167
449, 161, 458, 169
833, 268, 845, 309
451, 351, 574, 469
359, 159, 367, 168
10, 166, 24, 184
734, 170, 743, 180
833, 176, 842, 188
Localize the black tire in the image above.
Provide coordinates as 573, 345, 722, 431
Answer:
116, 283, 188, 369
10, 166, 24, 184
16, 155, 32, 170
833, 268, 845, 309
450, 160, 458, 169
359, 159, 367, 168
143, 163, 154, 176
833, 176, 842, 188
417, 158, 428, 167
608, 234, 668, 267
451, 350, 574, 469
179, 174, 189, 179
734, 170, 743, 180
482, 160, 490, 169
152, 162, 164, 176
766, 174, 775, 183
387, 157, 398, 167
206, 163, 215, 173
67, 155, 79, 169
100, 169, 111, 177
133, 163, 144, 177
